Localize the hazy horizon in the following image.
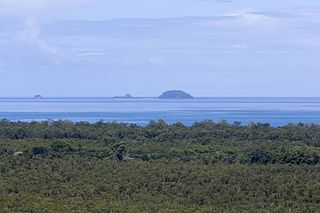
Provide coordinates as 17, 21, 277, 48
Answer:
1, 0, 320, 97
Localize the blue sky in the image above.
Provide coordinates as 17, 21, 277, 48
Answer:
0, 0, 319, 97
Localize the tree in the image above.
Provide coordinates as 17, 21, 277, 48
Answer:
32, 146, 49, 156
115, 145, 127, 161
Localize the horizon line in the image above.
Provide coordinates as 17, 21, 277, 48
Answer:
0, 96, 320, 99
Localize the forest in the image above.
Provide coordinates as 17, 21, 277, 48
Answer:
0, 119, 319, 212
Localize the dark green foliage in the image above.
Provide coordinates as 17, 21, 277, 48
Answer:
31, 146, 49, 156
0, 119, 319, 146
0, 120, 320, 212
115, 144, 127, 161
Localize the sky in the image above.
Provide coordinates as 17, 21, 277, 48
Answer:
0, 0, 320, 97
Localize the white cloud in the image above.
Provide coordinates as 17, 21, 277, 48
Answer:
76, 50, 108, 57
116, 56, 170, 68
194, 9, 280, 31
147, 57, 169, 67
232, 44, 247, 49
17, 17, 58, 56
225, 8, 280, 30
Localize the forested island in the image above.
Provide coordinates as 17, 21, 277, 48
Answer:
0, 120, 319, 212
159, 90, 193, 99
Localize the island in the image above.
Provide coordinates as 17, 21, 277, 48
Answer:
33, 95, 43, 99
113, 94, 133, 99
159, 90, 193, 99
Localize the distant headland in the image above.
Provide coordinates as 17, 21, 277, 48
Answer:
159, 90, 193, 99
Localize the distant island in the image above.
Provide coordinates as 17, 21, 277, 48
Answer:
33, 95, 43, 99
113, 94, 133, 99
159, 90, 193, 99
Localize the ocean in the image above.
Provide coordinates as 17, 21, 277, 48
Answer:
0, 97, 319, 126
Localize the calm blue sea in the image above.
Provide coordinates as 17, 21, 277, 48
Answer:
0, 97, 319, 126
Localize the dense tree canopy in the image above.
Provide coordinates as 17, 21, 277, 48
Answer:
0, 120, 319, 212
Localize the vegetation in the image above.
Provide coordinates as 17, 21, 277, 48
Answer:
0, 119, 320, 212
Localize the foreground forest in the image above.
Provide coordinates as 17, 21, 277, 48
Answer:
0, 120, 320, 212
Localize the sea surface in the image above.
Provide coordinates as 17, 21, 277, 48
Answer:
0, 97, 319, 126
